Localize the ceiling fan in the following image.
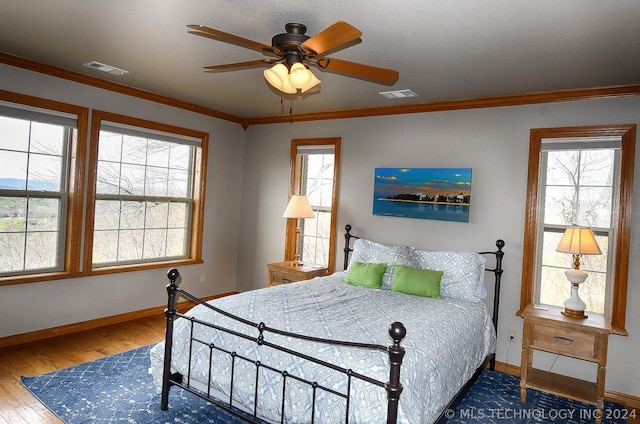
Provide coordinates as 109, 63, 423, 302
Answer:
187, 21, 399, 94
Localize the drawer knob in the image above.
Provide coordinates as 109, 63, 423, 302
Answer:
554, 335, 574, 345
282, 278, 292, 284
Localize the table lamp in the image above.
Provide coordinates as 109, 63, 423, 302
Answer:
282, 194, 315, 266
555, 226, 602, 318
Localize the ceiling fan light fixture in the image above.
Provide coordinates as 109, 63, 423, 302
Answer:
264, 63, 288, 86
288, 63, 312, 88
299, 72, 321, 93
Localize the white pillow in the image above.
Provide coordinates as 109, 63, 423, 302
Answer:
349, 239, 418, 290
412, 250, 486, 302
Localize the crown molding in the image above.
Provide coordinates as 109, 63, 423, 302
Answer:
245, 84, 640, 126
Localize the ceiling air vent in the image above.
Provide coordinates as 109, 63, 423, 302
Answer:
82, 61, 129, 76
379, 89, 417, 99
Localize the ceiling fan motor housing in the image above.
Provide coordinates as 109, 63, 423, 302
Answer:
272, 23, 311, 66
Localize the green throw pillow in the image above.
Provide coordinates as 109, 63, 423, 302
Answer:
345, 262, 387, 289
391, 265, 443, 298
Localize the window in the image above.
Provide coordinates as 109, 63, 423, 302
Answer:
85, 111, 207, 272
286, 138, 341, 271
519, 125, 635, 334
0, 92, 87, 281
0, 91, 208, 286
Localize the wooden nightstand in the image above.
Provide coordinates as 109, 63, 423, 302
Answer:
520, 304, 612, 423
267, 261, 328, 286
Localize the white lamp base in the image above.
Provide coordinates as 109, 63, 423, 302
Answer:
562, 269, 588, 319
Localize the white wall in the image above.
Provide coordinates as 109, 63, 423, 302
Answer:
238, 97, 640, 397
0, 64, 246, 337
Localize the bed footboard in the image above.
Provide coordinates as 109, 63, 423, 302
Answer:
160, 268, 406, 424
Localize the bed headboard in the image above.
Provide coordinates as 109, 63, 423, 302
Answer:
342, 224, 505, 367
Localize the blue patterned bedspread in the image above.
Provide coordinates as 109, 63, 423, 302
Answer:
150, 271, 496, 423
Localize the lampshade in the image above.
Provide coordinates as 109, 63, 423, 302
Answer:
264, 63, 320, 94
288, 63, 312, 88
556, 226, 602, 256
282, 195, 315, 219
264, 64, 296, 94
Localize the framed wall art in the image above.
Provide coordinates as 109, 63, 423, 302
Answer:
372, 167, 472, 223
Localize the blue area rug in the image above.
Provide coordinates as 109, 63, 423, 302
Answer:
22, 345, 628, 423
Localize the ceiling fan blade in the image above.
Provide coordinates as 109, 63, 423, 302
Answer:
316, 58, 399, 85
301, 21, 362, 56
188, 25, 276, 56
203, 59, 276, 72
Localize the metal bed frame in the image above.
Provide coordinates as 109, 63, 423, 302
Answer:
160, 224, 504, 423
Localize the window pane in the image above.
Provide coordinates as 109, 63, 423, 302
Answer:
143, 228, 167, 259
27, 198, 59, 231
547, 151, 579, 185
92, 230, 118, 264
94, 200, 121, 230
145, 166, 168, 196
0, 197, 26, 232
28, 153, 62, 192
120, 164, 145, 196
98, 132, 123, 162
30, 122, 65, 155
0, 151, 28, 189
25, 231, 57, 270
0, 116, 29, 151
580, 150, 614, 185
166, 228, 188, 256
120, 201, 145, 229
168, 169, 189, 197
576, 186, 612, 228
96, 161, 121, 195
121, 136, 147, 165
0, 232, 25, 272
170, 144, 191, 170
147, 139, 170, 167
168, 202, 188, 228
118, 230, 144, 261
146, 202, 168, 228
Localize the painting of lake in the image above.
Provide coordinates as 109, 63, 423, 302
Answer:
372, 167, 472, 222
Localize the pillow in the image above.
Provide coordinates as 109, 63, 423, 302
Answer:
344, 261, 387, 288
412, 250, 486, 302
349, 239, 418, 290
391, 265, 443, 298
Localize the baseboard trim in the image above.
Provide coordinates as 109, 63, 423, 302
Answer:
494, 361, 640, 410
0, 291, 237, 349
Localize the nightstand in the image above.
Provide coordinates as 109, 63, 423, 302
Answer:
520, 304, 612, 423
267, 261, 328, 286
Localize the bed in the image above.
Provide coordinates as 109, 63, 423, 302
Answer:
150, 225, 505, 423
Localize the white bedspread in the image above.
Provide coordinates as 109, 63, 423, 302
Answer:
149, 271, 496, 423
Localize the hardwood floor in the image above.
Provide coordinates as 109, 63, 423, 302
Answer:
0, 314, 166, 424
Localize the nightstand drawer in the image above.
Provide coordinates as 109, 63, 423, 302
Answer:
269, 270, 296, 286
267, 261, 328, 287
531, 323, 597, 359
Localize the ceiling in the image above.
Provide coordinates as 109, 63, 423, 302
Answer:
1, 1, 639, 120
